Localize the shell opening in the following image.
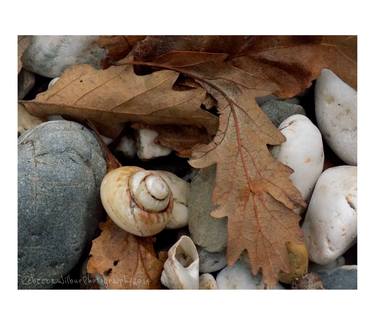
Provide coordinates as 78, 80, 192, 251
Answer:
130, 171, 171, 212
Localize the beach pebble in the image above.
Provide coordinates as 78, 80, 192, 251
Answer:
317, 265, 357, 289
315, 69, 357, 165
188, 166, 228, 253
22, 36, 106, 78
272, 114, 324, 202
18, 121, 107, 288
18, 104, 45, 135
198, 247, 227, 273
260, 100, 306, 127
302, 166, 357, 265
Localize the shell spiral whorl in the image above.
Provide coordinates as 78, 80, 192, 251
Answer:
100, 166, 173, 237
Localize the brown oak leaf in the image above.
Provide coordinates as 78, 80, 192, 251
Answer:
87, 219, 163, 289
131, 35, 357, 287
21, 62, 218, 137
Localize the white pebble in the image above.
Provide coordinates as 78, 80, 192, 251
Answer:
315, 69, 357, 165
302, 166, 357, 265
272, 114, 324, 202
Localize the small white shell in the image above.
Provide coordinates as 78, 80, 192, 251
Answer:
161, 235, 199, 289
100, 166, 173, 236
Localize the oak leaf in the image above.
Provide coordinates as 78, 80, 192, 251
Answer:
21, 62, 218, 137
87, 219, 163, 289
131, 35, 357, 287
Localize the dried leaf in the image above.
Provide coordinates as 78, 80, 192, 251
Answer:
21, 63, 218, 136
131, 122, 212, 157
95, 36, 145, 68
131, 36, 356, 287
87, 219, 163, 289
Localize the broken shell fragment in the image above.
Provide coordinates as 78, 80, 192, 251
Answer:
161, 235, 199, 289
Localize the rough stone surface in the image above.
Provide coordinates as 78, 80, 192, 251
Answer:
18, 121, 107, 288
317, 265, 357, 289
260, 99, 306, 127
315, 69, 357, 165
198, 247, 227, 273
188, 165, 227, 253
302, 166, 357, 265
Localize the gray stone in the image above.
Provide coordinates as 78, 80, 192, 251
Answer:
22, 36, 106, 78
198, 247, 227, 273
317, 265, 357, 289
188, 165, 227, 253
18, 69, 35, 99
18, 121, 107, 289
260, 99, 306, 127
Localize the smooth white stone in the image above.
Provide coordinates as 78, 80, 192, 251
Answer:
272, 114, 324, 202
22, 36, 106, 78
302, 166, 357, 265
315, 69, 357, 165
136, 129, 171, 160
309, 256, 345, 273
198, 247, 227, 273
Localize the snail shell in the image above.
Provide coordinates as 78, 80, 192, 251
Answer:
100, 166, 174, 236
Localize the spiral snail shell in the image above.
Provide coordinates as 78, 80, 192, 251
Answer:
100, 166, 189, 236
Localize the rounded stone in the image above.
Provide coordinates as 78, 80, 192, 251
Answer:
272, 114, 324, 203
18, 121, 107, 288
260, 99, 306, 127
188, 165, 228, 253
317, 265, 357, 289
198, 247, 227, 273
302, 166, 357, 265
22, 36, 106, 78
315, 69, 357, 165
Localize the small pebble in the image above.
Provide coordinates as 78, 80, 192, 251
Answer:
317, 265, 357, 289
260, 99, 306, 127
198, 247, 227, 273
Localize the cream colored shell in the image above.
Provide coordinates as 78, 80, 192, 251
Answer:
100, 166, 174, 236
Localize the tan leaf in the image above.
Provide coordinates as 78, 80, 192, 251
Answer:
87, 219, 163, 289
131, 35, 356, 287
95, 35, 145, 68
21, 63, 218, 136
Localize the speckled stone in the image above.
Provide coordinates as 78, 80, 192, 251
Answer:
188, 165, 227, 253
18, 121, 106, 289
260, 99, 306, 127
317, 265, 357, 289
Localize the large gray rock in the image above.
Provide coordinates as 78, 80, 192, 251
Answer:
188, 165, 227, 253
18, 121, 107, 288
317, 265, 357, 289
260, 99, 306, 127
